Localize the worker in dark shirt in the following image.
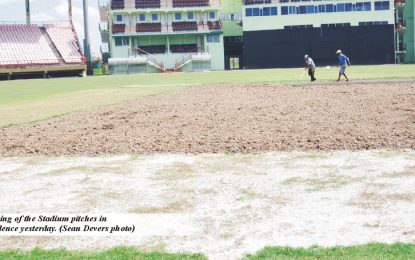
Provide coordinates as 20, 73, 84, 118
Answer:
304, 54, 316, 82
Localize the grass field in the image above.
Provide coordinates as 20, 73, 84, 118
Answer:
0, 64, 414, 127
0, 247, 206, 260
247, 243, 415, 259
1, 243, 414, 259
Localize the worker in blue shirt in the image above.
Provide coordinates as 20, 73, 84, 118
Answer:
336, 50, 351, 82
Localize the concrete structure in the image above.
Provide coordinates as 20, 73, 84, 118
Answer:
241, 0, 396, 68
101, 0, 225, 74
101, 0, 414, 72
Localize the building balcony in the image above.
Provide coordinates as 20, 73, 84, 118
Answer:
109, 0, 220, 11
112, 22, 221, 35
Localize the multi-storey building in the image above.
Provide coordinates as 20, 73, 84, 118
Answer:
101, 0, 414, 73
242, 0, 396, 68
102, 0, 224, 73
395, 0, 414, 63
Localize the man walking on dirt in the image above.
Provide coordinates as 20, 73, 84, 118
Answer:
336, 50, 351, 81
304, 54, 316, 82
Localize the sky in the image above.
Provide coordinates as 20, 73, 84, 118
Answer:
0, 0, 104, 57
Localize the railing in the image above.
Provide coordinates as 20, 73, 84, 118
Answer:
174, 46, 204, 71
135, 47, 165, 71
113, 22, 220, 35
110, 0, 220, 10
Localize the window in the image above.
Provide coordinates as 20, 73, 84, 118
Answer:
263, 7, 270, 16
299, 5, 307, 14
175, 13, 181, 20
116, 15, 123, 22
345, 3, 352, 11
252, 8, 260, 16
188, 12, 194, 20
375, 1, 389, 10
337, 3, 345, 12
364, 2, 371, 10
139, 14, 145, 21
270, 7, 278, 15
246, 8, 253, 16
318, 5, 325, 12
115, 37, 129, 46
289, 6, 297, 14
281, 6, 288, 15
307, 5, 314, 13
326, 4, 333, 12
207, 35, 220, 42
209, 12, 215, 19
152, 14, 158, 21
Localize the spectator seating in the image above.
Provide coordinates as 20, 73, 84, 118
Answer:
172, 21, 198, 32
111, 0, 125, 9
173, 0, 209, 7
44, 24, 83, 64
137, 45, 166, 54
112, 24, 126, 34
170, 44, 197, 53
136, 23, 162, 32
0, 24, 59, 66
207, 21, 221, 30
135, 0, 161, 8
244, 0, 271, 5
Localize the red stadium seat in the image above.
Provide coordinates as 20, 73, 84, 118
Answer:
0, 24, 59, 66
44, 24, 84, 64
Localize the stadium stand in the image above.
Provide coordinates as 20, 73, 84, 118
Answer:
136, 23, 162, 32
172, 21, 198, 31
137, 45, 166, 54
0, 23, 85, 79
170, 44, 198, 53
0, 24, 59, 66
243, 0, 271, 5
135, 0, 161, 8
172, 0, 210, 7
112, 23, 126, 34
111, 0, 125, 9
44, 24, 84, 64
207, 21, 221, 30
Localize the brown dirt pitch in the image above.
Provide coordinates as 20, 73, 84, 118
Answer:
1, 80, 414, 156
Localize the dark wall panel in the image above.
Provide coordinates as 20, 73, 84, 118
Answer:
243, 25, 395, 68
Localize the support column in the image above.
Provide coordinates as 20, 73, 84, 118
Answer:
83, 0, 92, 75
167, 36, 170, 53
25, 0, 30, 25
68, 0, 73, 26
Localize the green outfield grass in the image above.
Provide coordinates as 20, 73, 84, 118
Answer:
0, 247, 206, 260
246, 243, 415, 260
1, 64, 414, 127
1, 243, 414, 259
